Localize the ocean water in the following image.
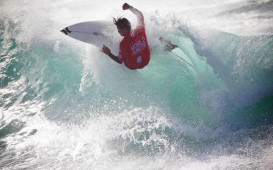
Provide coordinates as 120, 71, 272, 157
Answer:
0, 0, 273, 169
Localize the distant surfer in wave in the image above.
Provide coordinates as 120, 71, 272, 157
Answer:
101, 3, 150, 70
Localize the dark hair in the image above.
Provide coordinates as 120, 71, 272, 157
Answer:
113, 17, 131, 30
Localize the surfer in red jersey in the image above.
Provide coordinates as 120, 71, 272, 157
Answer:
101, 3, 150, 70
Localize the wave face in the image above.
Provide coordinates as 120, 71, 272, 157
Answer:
1, 0, 273, 169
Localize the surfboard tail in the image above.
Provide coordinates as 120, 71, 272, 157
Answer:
60, 29, 67, 35
60, 27, 72, 35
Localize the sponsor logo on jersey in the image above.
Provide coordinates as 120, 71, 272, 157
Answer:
131, 36, 147, 55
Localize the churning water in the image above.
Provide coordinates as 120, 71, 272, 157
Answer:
1, 0, 273, 169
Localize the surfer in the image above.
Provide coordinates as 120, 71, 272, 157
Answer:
101, 3, 150, 70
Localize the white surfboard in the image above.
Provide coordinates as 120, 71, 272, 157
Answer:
61, 21, 119, 48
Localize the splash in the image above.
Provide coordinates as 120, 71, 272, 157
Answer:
1, 0, 273, 169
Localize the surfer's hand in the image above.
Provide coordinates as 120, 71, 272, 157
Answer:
101, 45, 111, 56
122, 3, 130, 10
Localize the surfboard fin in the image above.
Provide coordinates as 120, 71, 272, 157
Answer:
60, 27, 72, 35
65, 27, 71, 33
60, 29, 68, 35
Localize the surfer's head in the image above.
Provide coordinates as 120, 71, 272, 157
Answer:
113, 17, 131, 36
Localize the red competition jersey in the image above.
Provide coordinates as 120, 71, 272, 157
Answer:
117, 8, 150, 69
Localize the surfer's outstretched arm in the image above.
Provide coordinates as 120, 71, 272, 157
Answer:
123, 3, 144, 28
101, 45, 122, 64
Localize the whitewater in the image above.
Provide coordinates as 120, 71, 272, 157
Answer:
0, 0, 273, 169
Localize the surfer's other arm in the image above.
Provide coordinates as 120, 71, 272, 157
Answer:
123, 3, 144, 28
101, 45, 122, 64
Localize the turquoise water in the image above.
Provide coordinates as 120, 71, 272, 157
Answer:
1, 0, 273, 169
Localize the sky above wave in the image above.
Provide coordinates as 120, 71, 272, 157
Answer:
1, 0, 273, 36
